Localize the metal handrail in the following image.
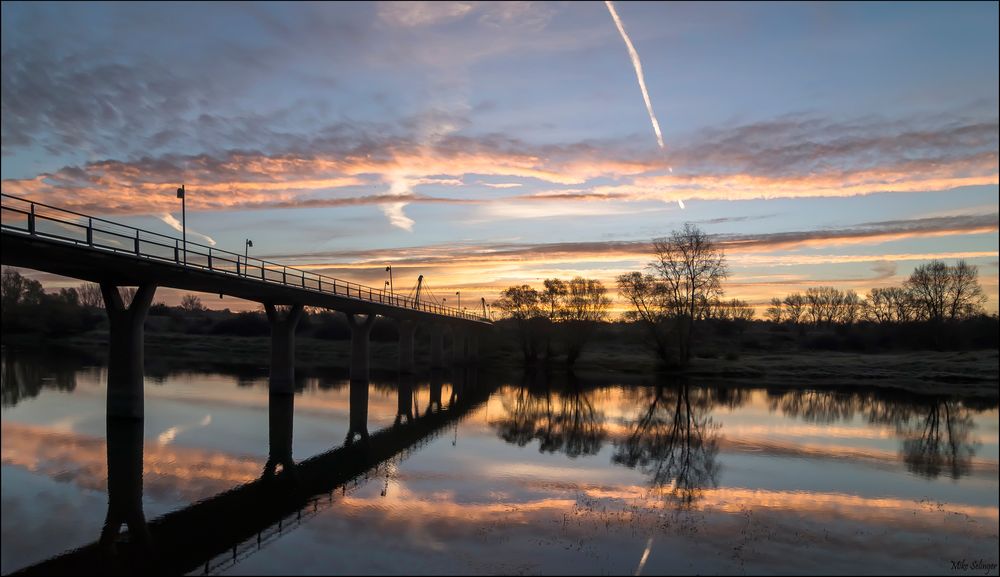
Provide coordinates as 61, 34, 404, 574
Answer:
0, 193, 489, 323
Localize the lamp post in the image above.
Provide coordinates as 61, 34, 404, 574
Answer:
176, 185, 186, 264
244, 239, 253, 277
385, 265, 393, 295
456, 291, 460, 311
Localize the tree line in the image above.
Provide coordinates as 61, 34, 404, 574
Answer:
765, 261, 987, 326
492, 224, 994, 367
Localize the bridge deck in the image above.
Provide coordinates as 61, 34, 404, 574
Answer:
1, 194, 489, 325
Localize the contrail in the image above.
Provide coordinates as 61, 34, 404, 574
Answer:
158, 213, 217, 246
605, 1, 664, 149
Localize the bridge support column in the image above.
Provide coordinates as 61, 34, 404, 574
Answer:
265, 303, 304, 394
398, 319, 417, 374
347, 313, 376, 382
430, 324, 445, 368
101, 283, 156, 420
395, 373, 415, 425
346, 377, 369, 444
263, 392, 295, 479
428, 368, 444, 414
100, 417, 150, 553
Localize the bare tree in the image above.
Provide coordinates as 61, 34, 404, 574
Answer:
651, 223, 728, 365
907, 260, 986, 321
765, 297, 784, 323
561, 277, 612, 365
495, 285, 543, 362
945, 261, 986, 320
180, 294, 205, 312
782, 293, 806, 325
539, 278, 568, 321
864, 287, 915, 323
78, 283, 104, 308
617, 271, 671, 362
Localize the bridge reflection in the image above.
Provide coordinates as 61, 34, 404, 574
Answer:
12, 368, 493, 576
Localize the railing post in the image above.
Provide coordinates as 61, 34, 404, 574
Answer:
302, 272, 305, 288
134, 230, 140, 255
86, 218, 93, 245
282, 267, 287, 285
237, 257, 241, 276
28, 204, 35, 234
174, 240, 179, 263
208, 248, 213, 270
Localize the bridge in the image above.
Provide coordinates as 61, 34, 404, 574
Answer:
11, 370, 494, 576
0, 193, 491, 418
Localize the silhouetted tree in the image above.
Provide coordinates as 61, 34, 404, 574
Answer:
617, 271, 672, 362
78, 283, 104, 308
907, 260, 986, 322
650, 223, 728, 365
495, 285, 543, 362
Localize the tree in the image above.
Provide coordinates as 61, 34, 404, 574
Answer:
782, 293, 805, 325
650, 223, 728, 365
561, 277, 612, 365
765, 297, 783, 324
494, 285, 543, 362
907, 260, 986, 322
78, 283, 104, 308
180, 294, 206, 312
864, 287, 915, 323
539, 279, 568, 321
1, 268, 44, 309
617, 271, 672, 362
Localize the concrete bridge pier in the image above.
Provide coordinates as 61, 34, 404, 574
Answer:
101, 283, 157, 420
263, 392, 295, 479
346, 378, 369, 444
395, 373, 415, 426
430, 324, 445, 368
398, 319, 417, 374
347, 313, 376, 382
265, 303, 304, 394
100, 417, 151, 554
427, 368, 444, 414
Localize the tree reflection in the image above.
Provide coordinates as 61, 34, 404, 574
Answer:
768, 389, 981, 479
612, 384, 720, 506
901, 400, 976, 479
494, 373, 606, 458
1, 348, 80, 407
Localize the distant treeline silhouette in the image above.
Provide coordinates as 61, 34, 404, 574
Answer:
489, 224, 996, 367
0, 268, 403, 341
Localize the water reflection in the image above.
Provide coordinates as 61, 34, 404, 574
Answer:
262, 393, 295, 480
612, 384, 720, 505
768, 389, 981, 479
99, 418, 150, 556
1, 348, 87, 407
9, 372, 494, 576
494, 372, 607, 458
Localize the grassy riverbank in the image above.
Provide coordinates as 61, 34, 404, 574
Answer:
9, 328, 990, 400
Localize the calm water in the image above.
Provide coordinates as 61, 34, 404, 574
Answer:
1, 348, 998, 575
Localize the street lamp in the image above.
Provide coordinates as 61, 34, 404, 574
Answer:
244, 239, 253, 277
176, 185, 186, 264
385, 265, 393, 295
455, 291, 460, 311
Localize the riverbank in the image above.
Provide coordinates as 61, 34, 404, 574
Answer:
4, 329, 997, 400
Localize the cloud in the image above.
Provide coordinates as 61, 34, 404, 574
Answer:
2, 112, 996, 230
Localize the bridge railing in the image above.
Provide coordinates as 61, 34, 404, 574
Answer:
0, 193, 489, 323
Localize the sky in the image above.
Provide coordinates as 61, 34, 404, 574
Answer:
1, 1, 998, 315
